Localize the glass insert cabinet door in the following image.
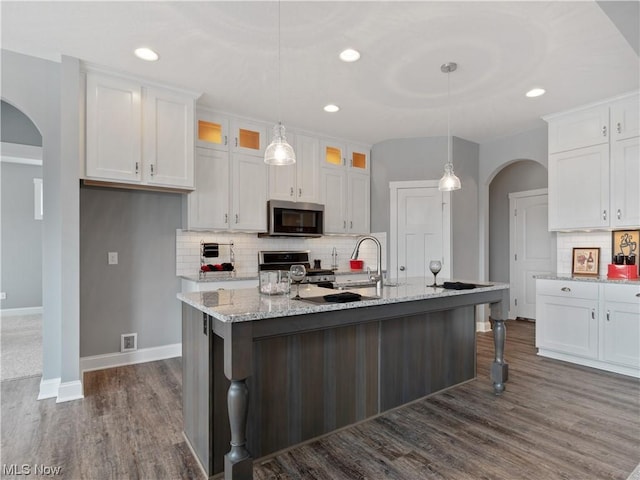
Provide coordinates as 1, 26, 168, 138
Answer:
321, 141, 369, 171
196, 111, 266, 156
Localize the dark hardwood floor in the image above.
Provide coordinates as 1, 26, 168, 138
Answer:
2, 321, 638, 479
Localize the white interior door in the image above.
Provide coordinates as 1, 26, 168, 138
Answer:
390, 181, 451, 283
509, 189, 556, 320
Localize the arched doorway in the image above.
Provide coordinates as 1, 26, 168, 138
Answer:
0, 99, 44, 380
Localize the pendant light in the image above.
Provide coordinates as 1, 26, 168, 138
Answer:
264, 1, 296, 166
438, 62, 461, 191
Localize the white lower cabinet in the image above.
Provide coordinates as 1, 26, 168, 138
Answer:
181, 278, 258, 293
536, 279, 640, 377
601, 284, 640, 368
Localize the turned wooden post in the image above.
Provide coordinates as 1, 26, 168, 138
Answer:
223, 323, 253, 480
490, 293, 509, 394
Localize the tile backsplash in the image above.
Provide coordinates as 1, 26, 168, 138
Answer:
176, 230, 387, 277
556, 231, 614, 276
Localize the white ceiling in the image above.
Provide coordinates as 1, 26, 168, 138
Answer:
2, 1, 639, 145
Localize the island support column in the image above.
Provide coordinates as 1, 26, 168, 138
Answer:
222, 322, 254, 480
490, 292, 509, 394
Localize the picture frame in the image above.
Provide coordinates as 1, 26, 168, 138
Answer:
611, 230, 639, 262
572, 247, 600, 276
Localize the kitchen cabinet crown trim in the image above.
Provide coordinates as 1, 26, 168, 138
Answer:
542, 90, 639, 121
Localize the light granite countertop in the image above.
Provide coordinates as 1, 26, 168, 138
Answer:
535, 274, 640, 285
180, 269, 385, 283
178, 278, 509, 323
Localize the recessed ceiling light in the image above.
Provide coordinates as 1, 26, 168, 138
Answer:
526, 87, 545, 98
339, 48, 360, 62
134, 47, 159, 62
324, 104, 340, 113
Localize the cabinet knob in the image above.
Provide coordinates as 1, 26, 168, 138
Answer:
636, 293, 640, 298
617, 209, 622, 220
616, 122, 622, 134
602, 210, 607, 221
561, 287, 571, 292
602, 125, 607, 137
591, 308, 595, 320
399, 266, 406, 271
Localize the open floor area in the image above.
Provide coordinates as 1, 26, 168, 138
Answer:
1, 321, 638, 479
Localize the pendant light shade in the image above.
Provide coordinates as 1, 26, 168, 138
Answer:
438, 62, 461, 192
265, 1, 296, 166
265, 123, 296, 166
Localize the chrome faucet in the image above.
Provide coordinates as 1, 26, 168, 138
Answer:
351, 235, 383, 295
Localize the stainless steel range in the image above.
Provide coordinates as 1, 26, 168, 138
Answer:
258, 250, 335, 284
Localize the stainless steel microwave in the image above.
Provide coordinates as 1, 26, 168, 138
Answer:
261, 200, 324, 237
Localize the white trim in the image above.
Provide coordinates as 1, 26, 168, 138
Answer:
0, 142, 43, 165
56, 380, 84, 403
37, 377, 60, 400
80, 343, 182, 373
507, 187, 548, 201
537, 349, 640, 379
34, 177, 43, 220
1, 306, 43, 317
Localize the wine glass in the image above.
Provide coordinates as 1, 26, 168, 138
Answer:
290, 264, 306, 299
428, 260, 442, 287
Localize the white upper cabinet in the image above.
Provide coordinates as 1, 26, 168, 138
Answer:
547, 104, 609, 154
320, 139, 371, 235
186, 148, 230, 230
233, 119, 267, 156
268, 132, 319, 203
85, 69, 197, 190
545, 92, 639, 231
231, 153, 268, 231
611, 93, 640, 141
196, 108, 230, 151
86, 73, 142, 182
143, 86, 195, 188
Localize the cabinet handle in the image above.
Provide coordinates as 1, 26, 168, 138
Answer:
399, 266, 406, 271
602, 125, 607, 137
343, 220, 346, 229
224, 213, 228, 224
150, 164, 155, 176
617, 209, 622, 220
591, 308, 595, 320
235, 137, 238, 147
560, 287, 571, 292
290, 187, 294, 197
606, 310, 610, 322
224, 135, 228, 146
636, 293, 640, 298
616, 122, 621, 134
235, 214, 239, 224
350, 220, 353, 229
602, 210, 607, 221
135, 162, 139, 174
343, 157, 346, 166
298, 188, 302, 197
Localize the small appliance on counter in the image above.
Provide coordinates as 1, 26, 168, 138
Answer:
258, 250, 336, 288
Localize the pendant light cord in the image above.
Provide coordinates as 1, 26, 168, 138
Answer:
447, 67, 451, 167
277, 0, 282, 127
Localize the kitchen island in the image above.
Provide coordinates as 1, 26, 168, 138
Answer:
178, 279, 509, 479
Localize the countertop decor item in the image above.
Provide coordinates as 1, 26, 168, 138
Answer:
572, 247, 600, 277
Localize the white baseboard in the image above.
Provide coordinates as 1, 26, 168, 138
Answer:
80, 343, 182, 373
56, 380, 84, 403
38, 377, 60, 400
1, 306, 43, 317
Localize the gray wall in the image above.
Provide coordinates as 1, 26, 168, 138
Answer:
488, 160, 548, 283
2, 49, 64, 383
1, 100, 43, 309
371, 136, 479, 279
0, 162, 43, 308
1, 100, 43, 146
80, 186, 182, 357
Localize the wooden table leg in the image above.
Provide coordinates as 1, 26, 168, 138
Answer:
490, 318, 509, 394
224, 379, 252, 479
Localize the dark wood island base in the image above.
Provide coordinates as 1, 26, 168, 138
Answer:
179, 282, 509, 479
